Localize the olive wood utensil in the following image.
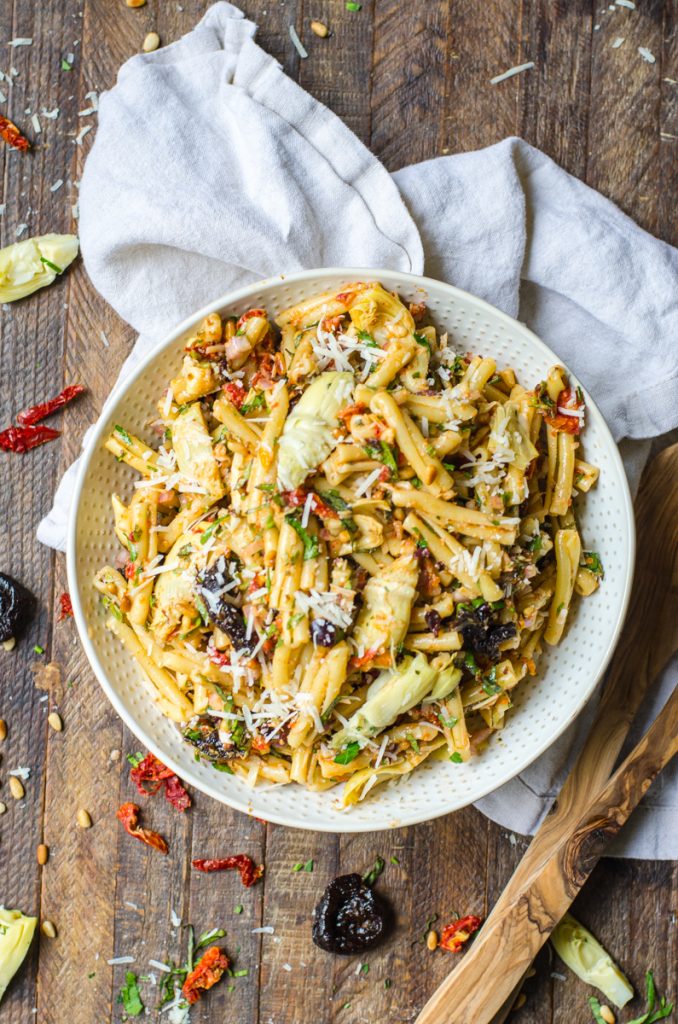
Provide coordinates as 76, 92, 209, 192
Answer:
416, 443, 678, 1024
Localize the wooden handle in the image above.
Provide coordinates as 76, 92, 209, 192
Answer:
417, 683, 678, 1024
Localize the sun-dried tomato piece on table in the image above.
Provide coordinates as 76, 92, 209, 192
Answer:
439, 914, 483, 953
57, 592, 73, 620
129, 751, 191, 811
0, 425, 60, 453
17, 384, 85, 426
116, 802, 169, 854
182, 945, 230, 1005
0, 115, 30, 152
192, 854, 264, 887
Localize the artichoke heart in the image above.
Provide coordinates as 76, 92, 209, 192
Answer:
171, 403, 225, 500
488, 400, 538, 471
277, 371, 354, 491
332, 653, 438, 746
0, 907, 37, 1003
0, 233, 78, 303
352, 552, 418, 658
551, 913, 634, 1009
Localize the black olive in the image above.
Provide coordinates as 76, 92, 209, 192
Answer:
312, 873, 388, 955
424, 608, 442, 636
459, 620, 517, 660
196, 557, 259, 655
183, 714, 238, 764
310, 619, 339, 647
0, 573, 35, 643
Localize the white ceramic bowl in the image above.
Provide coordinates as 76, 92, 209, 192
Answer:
68, 268, 634, 832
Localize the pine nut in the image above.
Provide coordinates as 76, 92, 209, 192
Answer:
1, 637, 15, 651
142, 32, 160, 52
310, 20, 329, 37
41, 920, 57, 939
525, 967, 537, 979
48, 712, 63, 732
0, 719, 6, 742
600, 1007, 615, 1024
126, 0, 146, 6
9, 776, 25, 800
426, 929, 438, 951
512, 992, 526, 1011
0, 802, 7, 815
77, 808, 92, 829
37, 843, 49, 865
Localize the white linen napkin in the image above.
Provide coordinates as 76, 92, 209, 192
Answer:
38, 2, 678, 857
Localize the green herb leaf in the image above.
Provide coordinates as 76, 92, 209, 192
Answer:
286, 512, 320, 560
114, 424, 133, 446
211, 761, 234, 774
240, 392, 267, 416
234, 905, 243, 915
126, 751, 144, 768
292, 862, 304, 872
40, 256, 63, 274
117, 972, 144, 1017
414, 332, 431, 353
61, 58, 72, 70
406, 733, 420, 754
627, 970, 674, 1024
450, 752, 463, 763
463, 651, 479, 675
359, 963, 369, 975
303, 859, 314, 872
363, 856, 385, 887
356, 329, 375, 344
232, 969, 249, 978
481, 666, 501, 696
589, 998, 608, 1024
438, 713, 458, 729
384, 979, 392, 989
582, 550, 604, 578
317, 489, 350, 512
33, 644, 45, 655
200, 514, 228, 545
333, 741, 362, 765
345, 1, 362, 8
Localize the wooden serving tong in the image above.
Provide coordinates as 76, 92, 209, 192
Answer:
416, 444, 678, 1024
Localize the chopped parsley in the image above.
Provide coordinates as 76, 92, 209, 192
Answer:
117, 971, 144, 1017
363, 441, 398, 478
126, 751, 144, 768
406, 733, 420, 753
194, 596, 210, 627
413, 331, 431, 353
200, 514, 228, 545
581, 550, 604, 578
234, 904, 243, 914
303, 858, 314, 872
292, 862, 304, 872
626, 970, 674, 1024
61, 57, 72, 70
286, 512, 320, 560
450, 752, 463, 763
481, 666, 502, 695
40, 256, 63, 274
359, 963, 369, 975
240, 392, 267, 416
356, 328, 376, 344
33, 644, 45, 655
363, 856, 385, 887
345, 1, 362, 9
390, 856, 400, 865
317, 489, 350, 512
114, 424, 133, 446
333, 741, 361, 765
438, 713, 458, 729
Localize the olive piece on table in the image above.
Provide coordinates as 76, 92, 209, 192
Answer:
312, 873, 389, 955
0, 573, 35, 644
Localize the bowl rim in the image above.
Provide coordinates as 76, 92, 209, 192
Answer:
67, 266, 636, 831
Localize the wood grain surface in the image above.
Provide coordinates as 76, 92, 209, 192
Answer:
0, 2, 676, 1023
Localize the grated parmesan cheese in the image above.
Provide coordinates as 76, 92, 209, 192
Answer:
50, 179, 64, 192
611, 36, 625, 48
30, 113, 40, 134
301, 491, 314, 529
638, 46, 656, 63
107, 955, 135, 965
100, 330, 110, 347
354, 466, 383, 498
288, 24, 308, 59
8, 38, 32, 46
615, 0, 635, 7
73, 124, 92, 145
149, 959, 172, 972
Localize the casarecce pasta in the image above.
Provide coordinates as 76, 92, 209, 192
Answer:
94, 282, 603, 807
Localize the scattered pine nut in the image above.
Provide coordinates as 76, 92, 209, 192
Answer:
77, 808, 92, 829
0, 802, 7, 815
126, 0, 146, 6
110, 748, 121, 762
600, 1007, 615, 1024
512, 992, 527, 1011
142, 31, 160, 52
41, 920, 57, 939
310, 20, 329, 37
9, 776, 24, 800
0, 719, 6, 742
48, 712, 63, 732
37, 843, 49, 865
525, 967, 537, 979
1, 637, 15, 651
426, 929, 438, 951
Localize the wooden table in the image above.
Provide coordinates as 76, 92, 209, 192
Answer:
1, 2, 676, 1022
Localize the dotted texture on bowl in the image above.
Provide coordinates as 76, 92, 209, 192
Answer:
71, 271, 633, 832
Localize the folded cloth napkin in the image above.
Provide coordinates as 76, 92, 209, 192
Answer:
38, 2, 678, 857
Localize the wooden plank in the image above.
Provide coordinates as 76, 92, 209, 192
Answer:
371, 0, 450, 169
658, 1, 678, 246
587, 0, 665, 237
240, 0, 300, 75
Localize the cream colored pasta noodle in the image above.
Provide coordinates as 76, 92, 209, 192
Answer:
95, 284, 601, 806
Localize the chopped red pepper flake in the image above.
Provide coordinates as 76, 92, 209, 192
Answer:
182, 946, 230, 1005
57, 592, 73, 620
17, 384, 85, 426
116, 802, 169, 854
0, 424, 60, 453
543, 387, 583, 435
236, 308, 266, 331
129, 752, 191, 812
192, 854, 264, 887
0, 115, 30, 152
222, 380, 246, 409
439, 914, 482, 953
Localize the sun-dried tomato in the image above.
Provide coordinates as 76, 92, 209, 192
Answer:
282, 489, 338, 520
192, 854, 264, 887
116, 802, 169, 854
57, 592, 73, 620
0, 425, 60, 453
222, 380, 246, 409
0, 115, 30, 152
17, 384, 85, 426
543, 387, 583, 435
236, 308, 266, 331
182, 946, 230, 1005
130, 752, 191, 811
251, 351, 285, 390
439, 914, 482, 953
349, 648, 391, 671
338, 402, 367, 424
